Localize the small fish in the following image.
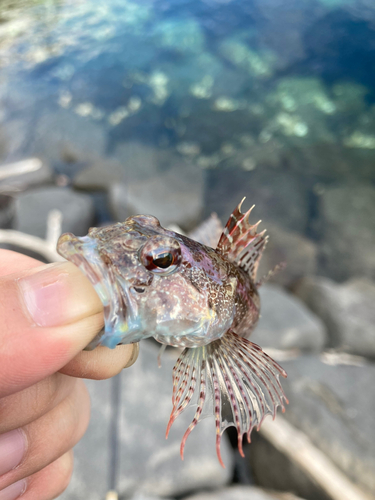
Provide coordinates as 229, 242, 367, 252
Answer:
57, 199, 288, 466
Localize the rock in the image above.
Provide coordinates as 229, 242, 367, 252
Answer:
61, 342, 233, 500
14, 187, 95, 238
294, 276, 375, 358
317, 184, 375, 281
73, 159, 125, 191
0, 194, 15, 228
257, 223, 318, 288
205, 167, 309, 234
251, 285, 327, 353
184, 485, 306, 500
31, 109, 106, 165
111, 141, 160, 182
249, 432, 331, 500
0, 158, 53, 192
274, 354, 375, 497
109, 163, 204, 229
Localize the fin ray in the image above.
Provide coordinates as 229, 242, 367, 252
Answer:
167, 331, 287, 466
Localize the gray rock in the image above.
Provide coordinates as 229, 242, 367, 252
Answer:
73, 159, 125, 191
277, 354, 375, 497
184, 485, 306, 500
110, 163, 204, 229
249, 433, 331, 500
205, 167, 309, 234
61, 342, 233, 500
317, 184, 375, 281
251, 285, 327, 353
294, 276, 375, 358
0, 158, 53, 192
257, 223, 318, 288
15, 187, 95, 238
111, 142, 161, 182
31, 109, 106, 165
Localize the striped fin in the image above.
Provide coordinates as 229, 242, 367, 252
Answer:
166, 330, 288, 467
216, 198, 268, 282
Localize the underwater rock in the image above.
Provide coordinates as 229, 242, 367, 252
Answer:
109, 162, 204, 230
317, 184, 375, 281
184, 485, 306, 500
257, 223, 318, 288
294, 276, 375, 358
31, 109, 106, 165
155, 18, 205, 54
276, 354, 375, 497
61, 342, 233, 499
251, 285, 327, 353
15, 186, 94, 239
111, 141, 160, 182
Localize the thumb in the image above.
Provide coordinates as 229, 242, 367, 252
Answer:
0, 261, 104, 398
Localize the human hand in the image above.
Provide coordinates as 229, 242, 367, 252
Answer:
0, 250, 138, 500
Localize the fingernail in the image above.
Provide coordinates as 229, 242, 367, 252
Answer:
124, 343, 139, 369
18, 262, 102, 328
0, 430, 26, 477
0, 479, 27, 500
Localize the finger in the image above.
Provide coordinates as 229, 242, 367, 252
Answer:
0, 450, 74, 500
60, 343, 139, 379
0, 261, 104, 398
0, 379, 90, 492
0, 374, 75, 435
0, 249, 42, 278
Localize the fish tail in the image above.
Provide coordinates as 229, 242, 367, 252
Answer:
166, 330, 288, 467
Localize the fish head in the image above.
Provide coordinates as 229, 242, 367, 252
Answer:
57, 215, 235, 349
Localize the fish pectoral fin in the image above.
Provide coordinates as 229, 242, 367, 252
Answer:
166, 330, 288, 467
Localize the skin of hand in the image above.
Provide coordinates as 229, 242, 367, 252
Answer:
0, 250, 139, 500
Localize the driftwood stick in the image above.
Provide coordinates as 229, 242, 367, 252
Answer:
260, 416, 373, 500
0, 210, 65, 262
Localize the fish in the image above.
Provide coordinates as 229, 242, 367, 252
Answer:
57, 199, 288, 467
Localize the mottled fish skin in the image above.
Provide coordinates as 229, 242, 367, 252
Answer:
57, 202, 288, 466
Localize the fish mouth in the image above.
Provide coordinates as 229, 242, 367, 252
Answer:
57, 232, 143, 349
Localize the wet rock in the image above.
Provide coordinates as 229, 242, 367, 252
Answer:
0, 158, 53, 192
276, 354, 375, 497
251, 285, 327, 353
184, 485, 306, 500
257, 223, 318, 288
31, 109, 106, 165
61, 342, 233, 499
205, 167, 309, 234
110, 163, 204, 229
294, 276, 375, 358
15, 186, 95, 238
317, 184, 375, 281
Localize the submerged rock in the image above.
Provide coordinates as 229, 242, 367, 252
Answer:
61, 342, 233, 500
251, 285, 327, 353
294, 276, 375, 358
15, 186, 94, 238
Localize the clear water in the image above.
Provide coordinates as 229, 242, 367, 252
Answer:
0, 0, 375, 282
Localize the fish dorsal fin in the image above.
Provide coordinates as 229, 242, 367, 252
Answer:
217, 198, 268, 281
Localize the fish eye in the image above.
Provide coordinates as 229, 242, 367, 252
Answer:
140, 237, 181, 275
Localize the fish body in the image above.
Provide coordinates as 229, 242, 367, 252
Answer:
57, 200, 287, 466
